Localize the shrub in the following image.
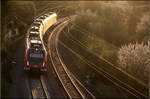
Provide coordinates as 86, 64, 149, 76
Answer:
117, 42, 149, 83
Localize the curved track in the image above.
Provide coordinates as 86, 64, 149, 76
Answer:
48, 20, 85, 98
58, 24, 148, 99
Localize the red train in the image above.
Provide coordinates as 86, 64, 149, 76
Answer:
24, 12, 57, 72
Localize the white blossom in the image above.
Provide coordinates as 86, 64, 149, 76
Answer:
118, 42, 149, 83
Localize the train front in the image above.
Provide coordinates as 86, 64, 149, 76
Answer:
24, 40, 47, 72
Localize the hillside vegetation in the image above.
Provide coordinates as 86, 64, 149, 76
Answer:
69, 1, 149, 84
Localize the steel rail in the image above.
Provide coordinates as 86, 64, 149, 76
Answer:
65, 22, 148, 90
29, 76, 50, 99
55, 24, 86, 99
48, 20, 84, 99
26, 5, 79, 99
58, 40, 141, 99
55, 22, 96, 99
66, 68, 96, 99
63, 25, 149, 88
60, 30, 148, 99
40, 75, 51, 99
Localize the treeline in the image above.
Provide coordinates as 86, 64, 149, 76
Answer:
70, 1, 149, 63
68, 1, 149, 83
75, 1, 149, 47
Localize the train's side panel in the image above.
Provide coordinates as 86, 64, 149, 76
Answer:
24, 28, 30, 62
25, 29, 30, 49
42, 13, 57, 36
24, 28, 30, 70
39, 24, 44, 40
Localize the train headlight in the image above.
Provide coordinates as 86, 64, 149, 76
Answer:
43, 62, 45, 67
27, 61, 29, 66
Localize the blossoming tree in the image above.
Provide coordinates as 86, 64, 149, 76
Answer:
118, 42, 149, 83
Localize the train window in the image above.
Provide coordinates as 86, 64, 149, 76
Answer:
30, 28, 39, 32
39, 16, 47, 20
29, 37, 41, 41
32, 24, 40, 27
30, 53, 43, 58
28, 49, 44, 65
30, 44, 42, 48
29, 33, 39, 36
29, 53, 44, 65
34, 20, 42, 23
29, 58, 43, 65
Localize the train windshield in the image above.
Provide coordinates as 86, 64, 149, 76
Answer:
30, 28, 39, 32
29, 34, 39, 38
32, 23, 41, 27
28, 50, 44, 65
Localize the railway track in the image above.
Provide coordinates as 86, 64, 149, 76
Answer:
66, 67, 96, 99
55, 24, 96, 99
43, 17, 96, 98
48, 20, 85, 98
25, 4, 91, 98
58, 27, 148, 99
28, 75, 50, 99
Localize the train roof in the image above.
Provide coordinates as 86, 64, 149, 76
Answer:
28, 32, 40, 40
30, 26, 39, 32
29, 39, 43, 48
34, 18, 43, 23
30, 39, 41, 44
29, 36, 41, 41
44, 14, 49, 17
39, 16, 47, 20
32, 22, 41, 27
33, 20, 41, 23
30, 26, 39, 29
30, 31, 39, 34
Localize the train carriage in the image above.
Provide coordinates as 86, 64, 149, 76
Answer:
42, 13, 57, 36
24, 12, 57, 72
24, 40, 47, 71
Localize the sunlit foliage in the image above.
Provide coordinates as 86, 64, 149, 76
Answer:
75, 1, 149, 46
117, 42, 149, 83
